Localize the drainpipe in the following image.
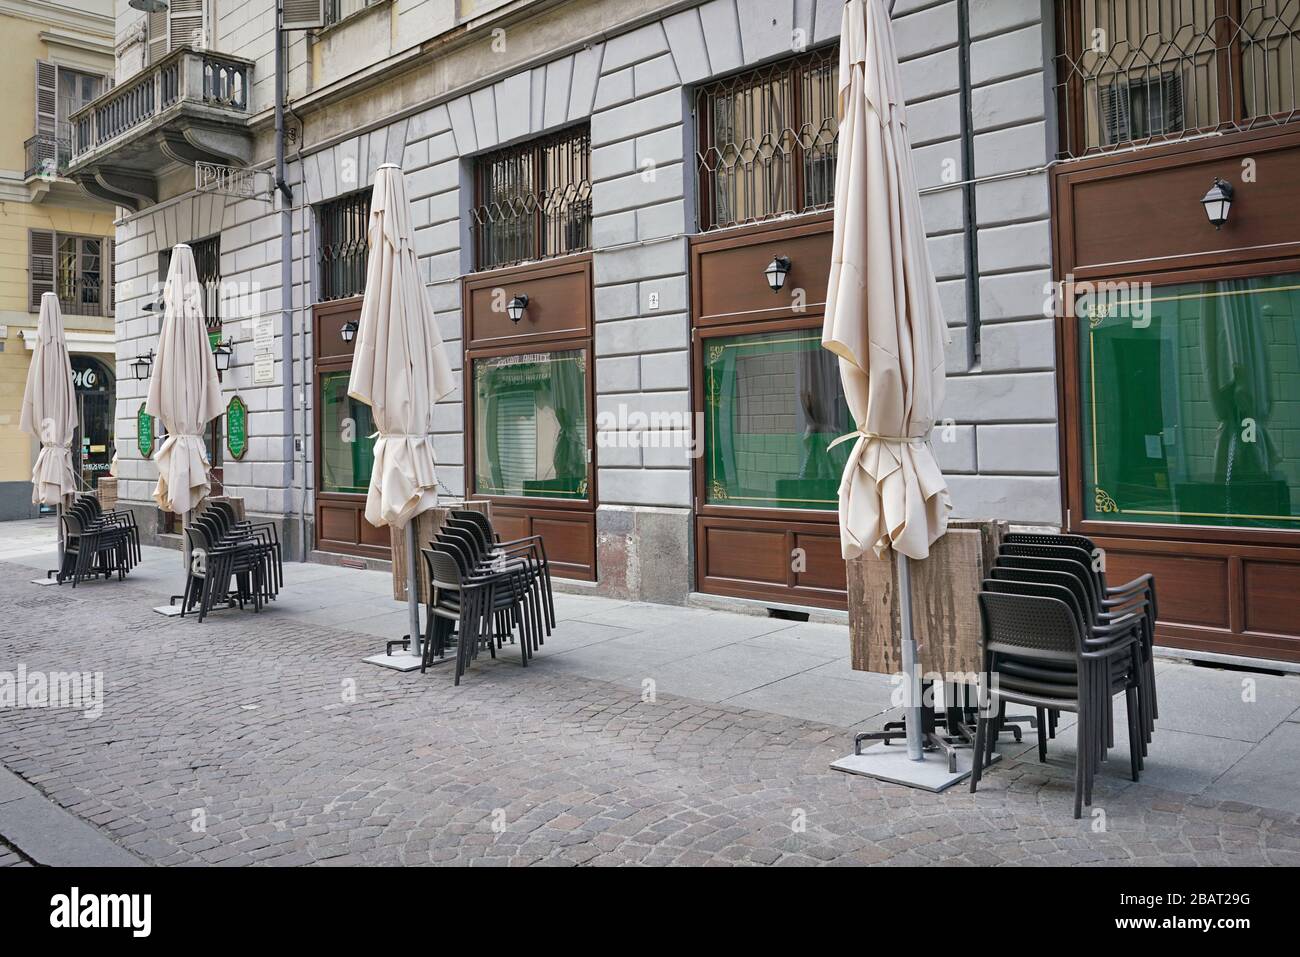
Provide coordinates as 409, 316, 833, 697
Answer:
956, 0, 981, 367
274, 2, 301, 560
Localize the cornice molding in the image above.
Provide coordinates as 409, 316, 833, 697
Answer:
0, 0, 113, 39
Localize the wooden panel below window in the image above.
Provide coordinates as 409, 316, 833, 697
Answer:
483, 503, 596, 582
1090, 535, 1300, 663
316, 495, 389, 560
696, 515, 846, 609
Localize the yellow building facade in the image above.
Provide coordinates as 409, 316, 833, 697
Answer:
0, 0, 116, 518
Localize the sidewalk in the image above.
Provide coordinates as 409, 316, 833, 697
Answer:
2, 516, 1300, 865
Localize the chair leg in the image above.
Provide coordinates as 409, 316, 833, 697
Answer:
969, 716, 987, 793
1125, 684, 1141, 782
1036, 707, 1047, 763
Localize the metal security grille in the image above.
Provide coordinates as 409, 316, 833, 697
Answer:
695, 45, 839, 232
317, 189, 371, 302
160, 235, 221, 331
1055, 0, 1300, 159
471, 125, 592, 271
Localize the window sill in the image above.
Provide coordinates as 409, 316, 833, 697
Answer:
313, 0, 392, 41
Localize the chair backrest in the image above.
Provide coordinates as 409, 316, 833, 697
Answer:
992, 556, 1099, 621
999, 542, 1102, 604
445, 517, 491, 554
432, 534, 474, 576
1004, 531, 1094, 553
451, 509, 497, 544
978, 588, 1082, 664
184, 524, 216, 571
79, 495, 103, 516
60, 511, 85, 537
984, 573, 1090, 630
421, 546, 465, 590
439, 525, 484, 565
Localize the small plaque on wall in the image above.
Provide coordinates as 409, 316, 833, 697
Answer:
253, 353, 274, 384
137, 404, 154, 458
226, 396, 248, 460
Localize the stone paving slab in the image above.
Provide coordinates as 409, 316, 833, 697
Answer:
3, 555, 1300, 866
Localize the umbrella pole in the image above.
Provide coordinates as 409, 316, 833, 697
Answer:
406, 524, 422, 659
897, 553, 925, 761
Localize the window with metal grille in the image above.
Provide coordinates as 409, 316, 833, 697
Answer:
159, 235, 221, 333
695, 45, 839, 232
1055, 0, 1300, 159
471, 125, 592, 271
316, 189, 372, 302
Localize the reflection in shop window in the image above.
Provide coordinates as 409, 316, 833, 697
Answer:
1080, 273, 1300, 529
704, 330, 852, 510
320, 370, 376, 494
473, 351, 588, 499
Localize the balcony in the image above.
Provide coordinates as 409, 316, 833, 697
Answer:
67, 46, 254, 212
25, 133, 72, 180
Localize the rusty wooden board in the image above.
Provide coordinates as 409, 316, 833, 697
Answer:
849, 519, 1006, 681
390, 500, 493, 603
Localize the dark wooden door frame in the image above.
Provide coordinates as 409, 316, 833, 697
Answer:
461, 253, 597, 580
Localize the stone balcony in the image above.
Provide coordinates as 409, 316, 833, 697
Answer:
67, 46, 255, 212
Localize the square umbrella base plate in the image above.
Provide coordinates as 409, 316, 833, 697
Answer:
362, 651, 456, 672
831, 741, 1001, 793
152, 604, 184, 617
31, 578, 59, 586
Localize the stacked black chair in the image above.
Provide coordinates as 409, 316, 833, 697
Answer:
451, 509, 556, 632
421, 543, 536, 684
434, 525, 544, 658
970, 586, 1144, 818
59, 509, 132, 586
179, 504, 280, 621
57, 494, 140, 583
999, 538, 1158, 743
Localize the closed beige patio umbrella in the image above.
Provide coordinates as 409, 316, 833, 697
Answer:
824, 0, 952, 764
146, 244, 224, 564
21, 293, 79, 581
349, 164, 456, 665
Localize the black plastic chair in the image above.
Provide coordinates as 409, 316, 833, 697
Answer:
59, 511, 129, 586
971, 586, 1143, 819
420, 545, 500, 684
451, 510, 556, 631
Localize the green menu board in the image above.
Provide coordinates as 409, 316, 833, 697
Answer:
137, 404, 154, 458
226, 395, 248, 460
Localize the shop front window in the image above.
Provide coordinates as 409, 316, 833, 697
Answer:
473, 351, 588, 500
704, 330, 852, 510
1080, 273, 1300, 529
319, 370, 376, 494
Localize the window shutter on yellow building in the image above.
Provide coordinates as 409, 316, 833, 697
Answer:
147, 9, 168, 64
30, 229, 56, 313
35, 61, 58, 135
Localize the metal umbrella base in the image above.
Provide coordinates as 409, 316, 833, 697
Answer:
831, 740, 999, 793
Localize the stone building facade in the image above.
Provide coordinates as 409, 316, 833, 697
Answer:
94, 0, 1061, 611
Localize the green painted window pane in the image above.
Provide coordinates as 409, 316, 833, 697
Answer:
704, 330, 852, 510
320, 370, 376, 494
473, 350, 588, 500
1080, 273, 1300, 530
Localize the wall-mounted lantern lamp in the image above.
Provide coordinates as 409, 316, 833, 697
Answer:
765, 256, 791, 293
213, 338, 233, 373
341, 319, 358, 343
1201, 178, 1234, 230
131, 349, 155, 381
507, 294, 529, 323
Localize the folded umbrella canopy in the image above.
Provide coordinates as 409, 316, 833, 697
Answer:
146, 244, 224, 517
824, 0, 952, 761
20, 292, 79, 507
349, 164, 456, 660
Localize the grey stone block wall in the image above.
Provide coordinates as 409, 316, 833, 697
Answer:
111, 0, 1064, 593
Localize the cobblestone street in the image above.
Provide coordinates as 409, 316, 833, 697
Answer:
3, 545, 1300, 867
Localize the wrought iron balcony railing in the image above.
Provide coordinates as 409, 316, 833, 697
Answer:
70, 46, 252, 161
24, 133, 72, 180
